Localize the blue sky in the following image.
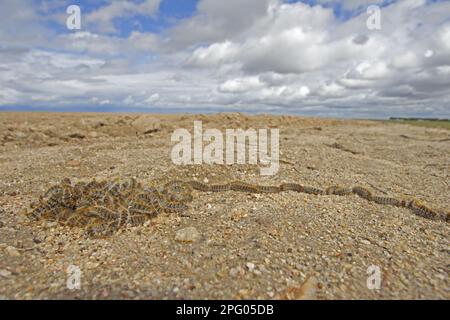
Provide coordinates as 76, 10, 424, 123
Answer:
36, 0, 199, 36
38, 0, 394, 36
1, 0, 450, 118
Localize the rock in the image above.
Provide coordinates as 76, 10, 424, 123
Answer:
246, 262, 255, 272
175, 227, 201, 243
0, 269, 12, 277
5, 246, 21, 257
33, 237, 43, 244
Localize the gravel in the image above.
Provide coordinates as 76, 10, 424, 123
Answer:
0, 112, 449, 299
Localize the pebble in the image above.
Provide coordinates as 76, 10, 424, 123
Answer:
33, 237, 43, 244
175, 227, 201, 243
5, 246, 21, 257
246, 262, 255, 272
0, 269, 12, 277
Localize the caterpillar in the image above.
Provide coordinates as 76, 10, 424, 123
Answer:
26, 177, 449, 238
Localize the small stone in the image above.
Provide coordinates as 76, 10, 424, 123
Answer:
0, 269, 12, 277
5, 246, 21, 257
246, 262, 255, 272
175, 227, 201, 243
33, 237, 43, 244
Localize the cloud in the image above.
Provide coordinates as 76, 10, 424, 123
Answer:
167, 0, 275, 50
219, 76, 264, 93
1, 0, 450, 118
85, 0, 161, 33
145, 93, 160, 103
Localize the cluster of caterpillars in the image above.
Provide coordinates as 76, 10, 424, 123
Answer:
27, 178, 192, 237
27, 178, 449, 237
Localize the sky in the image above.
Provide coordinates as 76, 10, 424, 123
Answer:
0, 0, 449, 118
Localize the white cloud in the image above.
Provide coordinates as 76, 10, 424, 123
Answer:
85, 0, 161, 33
145, 93, 160, 104
190, 41, 238, 67
219, 76, 264, 93
1, 0, 450, 118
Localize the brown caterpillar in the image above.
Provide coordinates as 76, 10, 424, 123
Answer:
303, 186, 325, 195
407, 200, 444, 221
352, 186, 373, 200
325, 186, 353, 196
26, 177, 449, 237
255, 185, 282, 193
370, 196, 402, 206
280, 183, 304, 192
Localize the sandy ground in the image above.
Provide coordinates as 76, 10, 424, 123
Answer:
0, 112, 449, 300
